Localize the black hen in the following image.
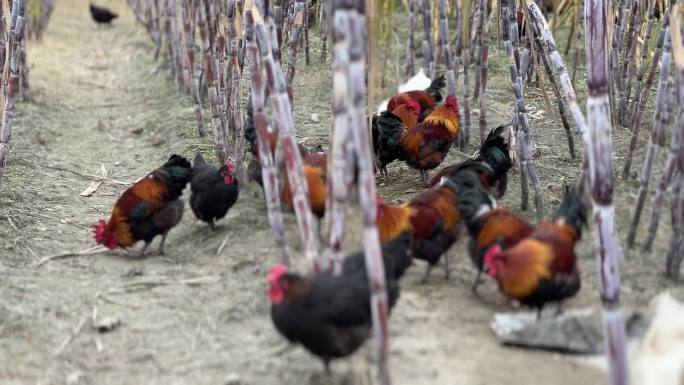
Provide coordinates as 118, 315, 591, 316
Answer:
90, 3, 118, 24
428, 124, 513, 198
371, 110, 408, 176
189, 153, 239, 230
267, 238, 407, 371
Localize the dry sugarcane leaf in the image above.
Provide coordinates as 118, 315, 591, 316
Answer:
523, 1, 554, 114
79, 164, 107, 197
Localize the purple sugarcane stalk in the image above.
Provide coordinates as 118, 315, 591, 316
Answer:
663, 8, 684, 278
421, 0, 434, 78
199, 0, 227, 163
625, 4, 674, 248
0, 0, 26, 182
250, 0, 321, 271
438, 0, 456, 97
405, 0, 415, 76
622, 0, 664, 180
584, 0, 630, 383
336, 1, 391, 383
285, 0, 305, 103
244, 6, 289, 265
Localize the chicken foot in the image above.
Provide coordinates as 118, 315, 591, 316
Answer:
127, 242, 150, 258
443, 252, 452, 280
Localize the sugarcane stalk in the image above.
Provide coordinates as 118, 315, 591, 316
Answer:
319, 0, 328, 62
249, 0, 321, 271
274, 0, 283, 60
452, 1, 462, 89
304, 0, 310, 65
164, 0, 180, 84
19, 19, 28, 101
244, 6, 289, 265
199, 0, 227, 163
531, 19, 575, 158
570, 0, 583, 85
627, 0, 655, 123
421, 0, 435, 77
478, 0, 488, 142
506, 0, 543, 218
325, 3, 353, 272
286, 0, 305, 103
623, 4, 672, 211
405, 0, 416, 76
0, 0, 26, 182
438, 0, 456, 96
342, 0, 391, 382
525, 0, 590, 147
618, 0, 640, 127
584, 0, 630, 383
460, 0, 472, 149
472, 0, 482, 100
180, 0, 205, 136
664, 7, 684, 278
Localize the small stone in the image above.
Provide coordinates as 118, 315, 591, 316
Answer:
125, 267, 144, 277
310, 113, 319, 122
151, 136, 165, 147
114, 161, 120, 166
92, 316, 121, 333
224, 373, 241, 385
129, 127, 144, 135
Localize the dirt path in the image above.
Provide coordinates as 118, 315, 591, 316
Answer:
1, 0, 682, 384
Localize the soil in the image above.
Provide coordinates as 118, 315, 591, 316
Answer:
1, 1, 683, 384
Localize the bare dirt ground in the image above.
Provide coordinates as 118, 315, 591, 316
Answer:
1, 0, 683, 384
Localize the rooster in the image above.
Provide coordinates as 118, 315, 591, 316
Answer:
400, 96, 461, 185
90, 3, 118, 24
483, 185, 587, 318
189, 153, 239, 230
375, 169, 478, 283
454, 173, 533, 292
387, 74, 446, 120
428, 125, 512, 198
376, 68, 434, 114
93, 155, 192, 256
267, 236, 410, 371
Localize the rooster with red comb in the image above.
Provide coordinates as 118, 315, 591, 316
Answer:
93, 154, 192, 256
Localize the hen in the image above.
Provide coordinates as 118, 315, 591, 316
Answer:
93, 155, 192, 256
483, 185, 587, 317
267, 236, 410, 371
189, 153, 239, 230
90, 3, 118, 24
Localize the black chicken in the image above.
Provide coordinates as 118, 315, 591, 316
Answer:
90, 3, 118, 24
189, 153, 239, 230
267, 236, 411, 371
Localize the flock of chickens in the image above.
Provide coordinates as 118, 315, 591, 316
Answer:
92, 73, 588, 372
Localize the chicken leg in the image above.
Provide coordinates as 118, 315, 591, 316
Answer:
208, 219, 216, 231
420, 170, 428, 186
443, 253, 452, 280
420, 264, 434, 284
471, 269, 483, 293
158, 232, 170, 255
